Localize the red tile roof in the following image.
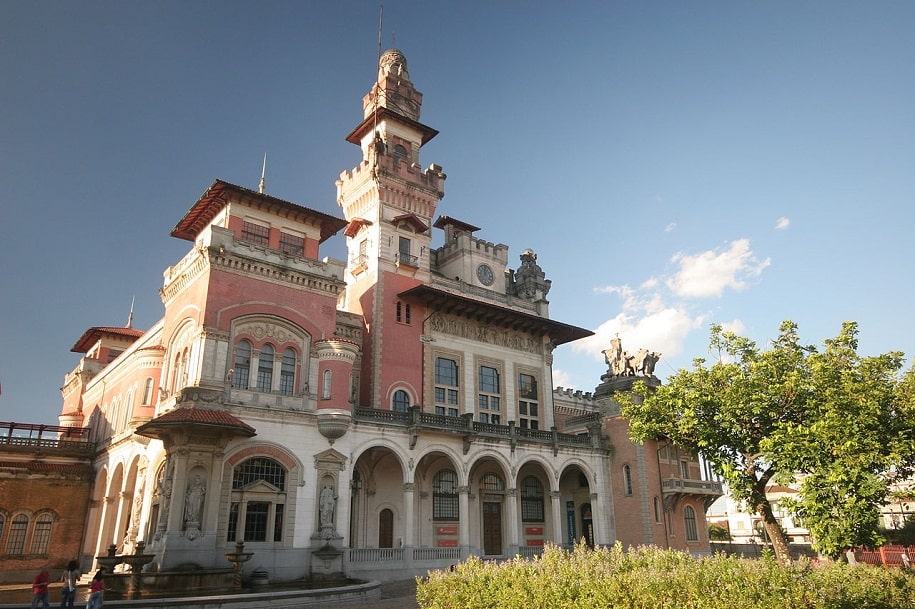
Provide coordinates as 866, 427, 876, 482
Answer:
71, 327, 145, 353
136, 408, 256, 438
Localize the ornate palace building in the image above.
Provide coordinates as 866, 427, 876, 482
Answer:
0, 49, 721, 584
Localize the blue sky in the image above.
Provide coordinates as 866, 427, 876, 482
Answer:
2, 1, 913, 425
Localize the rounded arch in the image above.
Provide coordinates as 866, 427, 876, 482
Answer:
350, 439, 409, 481
221, 443, 301, 546
467, 450, 512, 487
515, 455, 559, 490
385, 382, 419, 412
412, 444, 464, 484
557, 458, 597, 489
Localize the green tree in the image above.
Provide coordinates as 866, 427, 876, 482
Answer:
708, 522, 731, 541
619, 321, 915, 565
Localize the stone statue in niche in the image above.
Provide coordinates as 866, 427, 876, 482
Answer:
184, 474, 206, 538
319, 484, 337, 528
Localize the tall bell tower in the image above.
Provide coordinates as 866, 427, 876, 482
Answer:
337, 49, 446, 408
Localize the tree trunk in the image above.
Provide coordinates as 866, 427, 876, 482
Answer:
756, 499, 792, 566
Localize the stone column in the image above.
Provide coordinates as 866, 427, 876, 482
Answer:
458, 485, 470, 550
403, 482, 415, 547
506, 488, 519, 554
550, 490, 563, 545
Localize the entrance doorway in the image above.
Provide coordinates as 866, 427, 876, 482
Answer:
379, 508, 393, 548
580, 503, 594, 548
482, 502, 502, 555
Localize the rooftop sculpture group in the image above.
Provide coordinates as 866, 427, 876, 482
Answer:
602, 336, 661, 378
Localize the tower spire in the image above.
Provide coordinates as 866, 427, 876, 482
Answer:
258, 153, 267, 194
126, 295, 135, 329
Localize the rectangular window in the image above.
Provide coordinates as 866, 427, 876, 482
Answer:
279, 232, 305, 256
518, 373, 540, 430
679, 460, 690, 479
245, 502, 270, 542
227, 503, 239, 542
273, 504, 284, 542
478, 365, 501, 423
242, 221, 270, 246
395, 301, 412, 324
434, 357, 460, 416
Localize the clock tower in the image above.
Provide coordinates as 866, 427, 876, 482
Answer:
336, 49, 446, 407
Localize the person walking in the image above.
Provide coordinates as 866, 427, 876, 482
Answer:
59, 560, 80, 609
30, 565, 51, 609
87, 568, 105, 609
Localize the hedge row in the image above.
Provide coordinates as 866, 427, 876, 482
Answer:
416, 543, 915, 609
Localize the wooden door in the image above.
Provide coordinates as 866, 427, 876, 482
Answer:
379, 508, 394, 548
482, 502, 502, 556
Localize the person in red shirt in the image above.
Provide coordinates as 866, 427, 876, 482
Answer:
87, 568, 105, 609
30, 565, 50, 609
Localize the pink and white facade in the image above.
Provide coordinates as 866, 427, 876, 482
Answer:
53, 49, 721, 583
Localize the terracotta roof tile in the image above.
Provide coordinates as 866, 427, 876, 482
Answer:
137, 408, 256, 437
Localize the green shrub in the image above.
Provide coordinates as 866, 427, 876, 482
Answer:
416, 542, 915, 609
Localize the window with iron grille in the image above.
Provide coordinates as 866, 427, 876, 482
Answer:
241, 221, 270, 245
30, 514, 53, 554
279, 232, 305, 256
242, 221, 269, 245
432, 469, 459, 521
521, 476, 545, 522
624, 464, 633, 495
480, 473, 504, 492
684, 506, 698, 541
232, 457, 286, 490
6, 515, 28, 555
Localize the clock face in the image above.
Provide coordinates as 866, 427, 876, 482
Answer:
476, 264, 494, 286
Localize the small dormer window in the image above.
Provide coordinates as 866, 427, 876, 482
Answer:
392, 144, 408, 162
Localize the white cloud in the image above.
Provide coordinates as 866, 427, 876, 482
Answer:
719, 319, 745, 334
775, 216, 790, 230
666, 239, 770, 298
552, 368, 574, 390
664, 222, 677, 233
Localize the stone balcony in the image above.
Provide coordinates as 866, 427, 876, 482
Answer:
353, 406, 601, 455
661, 477, 724, 509
0, 422, 95, 457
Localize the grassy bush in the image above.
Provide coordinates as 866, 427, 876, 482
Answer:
416, 542, 915, 609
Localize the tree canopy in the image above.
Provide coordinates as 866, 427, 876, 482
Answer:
619, 321, 915, 563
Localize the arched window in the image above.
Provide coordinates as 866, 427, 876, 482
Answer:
30, 513, 54, 554
684, 505, 698, 541
142, 377, 155, 405
322, 369, 332, 400
7, 514, 28, 555
480, 473, 504, 492
432, 469, 458, 521
257, 344, 275, 392
228, 457, 288, 543
279, 348, 296, 396
623, 464, 633, 495
392, 144, 408, 162
234, 340, 251, 389
392, 389, 410, 412
520, 476, 545, 522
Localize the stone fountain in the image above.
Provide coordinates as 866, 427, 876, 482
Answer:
120, 540, 157, 598
224, 540, 254, 590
